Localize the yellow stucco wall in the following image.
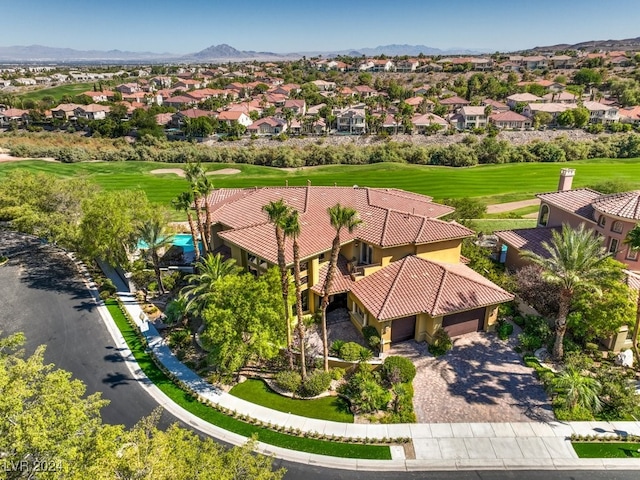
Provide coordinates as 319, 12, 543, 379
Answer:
484, 305, 499, 331
229, 244, 245, 267
380, 245, 415, 266
415, 239, 462, 263
346, 293, 392, 351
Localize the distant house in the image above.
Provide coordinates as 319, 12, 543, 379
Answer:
170, 108, 215, 128
247, 116, 287, 136
506, 93, 542, 110
74, 104, 110, 121
457, 106, 487, 130
115, 83, 140, 94
163, 95, 198, 109
175, 79, 202, 90
395, 59, 420, 72
81, 91, 109, 103
352, 85, 377, 98
481, 98, 510, 113
541, 91, 578, 104
0, 108, 29, 126
583, 101, 619, 124
51, 103, 81, 120
522, 102, 570, 123
217, 110, 252, 127
335, 106, 366, 134
283, 99, 306, 116
619, 106, 640, 125
549, 55, 578, 69
410, 113, 448, 134
489, 111, 532, 130
439, 95, 469, 112
310, 79, 336, 91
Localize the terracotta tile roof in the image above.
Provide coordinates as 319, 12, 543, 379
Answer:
537, 188, 601, 221
350, 256, 513, 320
310, 254, 354, 295
495, 227, 561, 259
440, 95, 469, 105
592, 191, 640, 220
211, 186, 466, 265
490, 111, 530, 122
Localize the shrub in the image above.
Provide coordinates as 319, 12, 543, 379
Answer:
274, 370, 302, 393
554, 405, 594, 421
161, 271, 181, 292
98, 278, 116, 296
518, 332, 543, 351
429, 328, 452, 357
362, 325, 381, 350
357, 378, 392, 413
382, 356, 416, 384
299, 370, 332, 397
329, 340, 345, 357
168, 329, 191, 349
523, 315, 553, 342
496, 319, 514, 340
339, 342, 368, 361
330, 367, 346, 380
99, 290, 112, 301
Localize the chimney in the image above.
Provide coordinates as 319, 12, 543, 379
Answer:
557, 168, 575, 191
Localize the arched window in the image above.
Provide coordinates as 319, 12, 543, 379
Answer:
598, 215, 606, 227
612, 221, 623, 234
538, 204, 550, 226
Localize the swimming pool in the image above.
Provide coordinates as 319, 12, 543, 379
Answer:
137, 234, 202, 255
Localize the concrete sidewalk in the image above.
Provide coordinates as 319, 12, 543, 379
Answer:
93, 260, 640, 470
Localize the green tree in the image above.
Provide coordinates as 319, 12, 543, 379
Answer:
521, 224, 614, 360
553, 368, 602, 412
137, 214, 174, 295
282, 209, 306, 379
321, 204, 362, 371
200, 268, 286, 373
571, 106, 590, 128
196, 176, 215, 253
573, 68, 602, 86
180, 253, 242, 317
79, 190, 153, 267
172, 191, 201, 262
443, 197, 487, 222
556, 110, 575, 127
263, 199, 294, 362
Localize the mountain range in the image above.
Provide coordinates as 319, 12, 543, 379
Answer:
1, 37, 639, 62
0, 43, 489, 63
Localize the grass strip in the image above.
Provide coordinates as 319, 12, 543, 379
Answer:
572, 442, 640, 458
105, 300, 390, 459
230, 378, 354, 424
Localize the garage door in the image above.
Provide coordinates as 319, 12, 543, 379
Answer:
442, 308, 485, 337
391, 315, 416, 343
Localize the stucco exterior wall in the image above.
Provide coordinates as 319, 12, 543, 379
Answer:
415, 239, 462, 263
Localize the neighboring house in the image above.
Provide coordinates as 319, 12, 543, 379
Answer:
549, 55, 578, 69
216, 110, 252, 127
335, 107, 367, 134
481, 98, 510, 113
163, 95, 198, 109
82, 91, 109, 103
582, 101, 619, 124
170, 108, 215, 128
489, 111, 532, 130
0, 108, 29, 126
411, 113, 448, 133
74, 104, 110, 121
396, 59, 420, 72
619, 106, 640, 125
541, 91, 577, 104
150, 76, 173, 89
247, 116, 287, 135
457, 106, 487, 130
206, 186, 513, 352
521, 56, 548, 70
175, 79, 202, 90
115, 83, 140, 94
470, 57, 493, 71
506, 93, 542, 110
310, 80, 336, 91
439, 95, 470, 112
352, 85, 377, 98
13, 78, 36, 86
51, 103, 81, 120
496, 168, 640, 272
521, 102, 570, 123
283, 99, 306, 116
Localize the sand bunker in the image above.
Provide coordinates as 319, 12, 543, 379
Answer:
150, 168, 187, 177
206, 168, 241, 175
0, 153, 57, 163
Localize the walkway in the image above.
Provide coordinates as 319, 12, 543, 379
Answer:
94, 261, 640, 470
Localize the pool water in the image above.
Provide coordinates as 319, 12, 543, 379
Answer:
137, 234, 202, 254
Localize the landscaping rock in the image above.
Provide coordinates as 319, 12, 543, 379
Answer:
614, 349, 634, 368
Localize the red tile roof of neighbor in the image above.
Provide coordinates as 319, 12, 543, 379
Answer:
495, 226, 561, 259
211, 186, 467, 265
490, 111, 530, 122
537, 188, 601, 222
350, 255, 514, 320
592, 191, 640, 220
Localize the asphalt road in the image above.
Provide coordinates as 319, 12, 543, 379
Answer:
1, 231, 637, 480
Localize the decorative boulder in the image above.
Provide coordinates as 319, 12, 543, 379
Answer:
614, 349, 634, 368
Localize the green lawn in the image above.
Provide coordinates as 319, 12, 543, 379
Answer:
470, 218, 538, 233
573, 442, 640, 458
2, 158, 640, 210
230, 379, 354, 423
105, 300, 390, 459
16, 83, 96, 102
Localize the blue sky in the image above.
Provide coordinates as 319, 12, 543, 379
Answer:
2, 0, 639, 54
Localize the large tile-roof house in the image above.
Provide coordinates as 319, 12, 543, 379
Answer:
205, 186, 513, 351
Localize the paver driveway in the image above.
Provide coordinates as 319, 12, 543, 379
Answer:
390, 331, 554, 423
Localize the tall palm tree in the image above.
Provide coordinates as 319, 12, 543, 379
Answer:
138, 218, 174, 295
282, 209, 306, 379
624, 224, 640, 362
553, 368, 602, 412
184, 161, 210, 256
180, 253, 241, 317
196, 176, 214, 253
521, 223, 613, 360
171, 191, 201, 262
321, 204, 362, 371
262, 199, 293, 366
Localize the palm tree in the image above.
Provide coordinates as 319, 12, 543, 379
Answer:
521, 223, 613, 360
262, 199, 293, 366
180, 253, 241, 317
196, 176, 214, 253
184, 161, 210, 256
553, 368, 602, 412
624, 224, 640, 362
171, 191, 201, 262
282, 209, 306, 379
321, 204, 363, 371
138, 218, 174, 295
